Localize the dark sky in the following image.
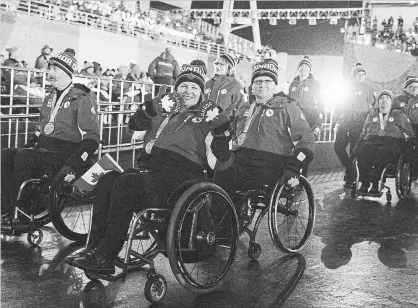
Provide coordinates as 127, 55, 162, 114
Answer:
177, 1, 363, 56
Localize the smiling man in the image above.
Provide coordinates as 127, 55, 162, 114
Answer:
215, 59, 315, 208
1, 48, 100, 219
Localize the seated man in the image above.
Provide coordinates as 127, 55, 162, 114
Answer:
355, 90, 416, 195
65, 61, 233, 274
215, 59, 316, 208
1, 48, 100, 219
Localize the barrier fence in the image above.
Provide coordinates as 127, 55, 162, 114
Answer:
1, 67, 336, 167
0, 0, 255, 60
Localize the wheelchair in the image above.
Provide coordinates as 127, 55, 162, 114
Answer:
1, 165, 95, 246
235, 170, 316, 260
81, 181, 239, 304
351, 152, 413, 202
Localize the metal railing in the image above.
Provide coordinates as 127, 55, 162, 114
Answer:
1, 67, 336, 167
0, 0, 255, 60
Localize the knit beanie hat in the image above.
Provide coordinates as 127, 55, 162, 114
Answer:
298, 56, 312, 71
220, 53, 239, 67
352, 62, 366, 77
190, 59, 207, 75
378, 90, 393, 101
49, 48, 77, 77
175, 61, 206, 92
251, 59, 279, 85
404, 76, 418, 89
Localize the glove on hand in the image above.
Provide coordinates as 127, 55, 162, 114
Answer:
198, 100, 231, 135
147, 85, 184, 115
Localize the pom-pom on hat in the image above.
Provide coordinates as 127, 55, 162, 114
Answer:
175, 61, 207, 92
298, 56, 312, 71
49, 48, 77, 77
352, 62, 366, 77
378, 90, 394, 101
251, 59, 279, 85
404, 76, 418, 89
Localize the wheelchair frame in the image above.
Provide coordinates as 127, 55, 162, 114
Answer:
351, 153, 412, 202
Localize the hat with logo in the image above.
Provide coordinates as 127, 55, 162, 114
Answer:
49, 48, 77, 77
175, 60, 207, 92
251, 59, 279, 85
404, 76, 418, 89
378, 90, 393, 101
352, 62, 366, 77
298, 55, 312, 71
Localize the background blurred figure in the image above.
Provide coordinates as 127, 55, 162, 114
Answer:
147, 47, 179, 88
34, 45, 53, 70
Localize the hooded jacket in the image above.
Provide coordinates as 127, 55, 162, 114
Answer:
147, 52, 180, 81
205, 75, 245, 118
393, 92, 418, 124
232, 93, 315, 167
128, 100, 233, 177
360, 109, 416, 144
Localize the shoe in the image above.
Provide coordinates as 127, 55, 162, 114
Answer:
358, 182, 370, 194
71, 250, 115, 275
369, 182, 380, 195
65, 249, 92, 266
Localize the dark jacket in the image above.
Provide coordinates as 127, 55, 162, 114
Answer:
233, 93, 315, 167
360, 109, 416, 144
393, 92, 418, 125
2, 58, 35, 94
147, 52, 180, 84
205, 75, 245, 118
34, 54, 49, 70
128, 100, 233, 175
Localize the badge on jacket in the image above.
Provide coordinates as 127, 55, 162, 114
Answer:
192, 117, 202, 123
304, 87, 309, 92
64, 101, 70, 108
266, 109, 274, 117
389, 117, 394, 122
221, 89, 227, 95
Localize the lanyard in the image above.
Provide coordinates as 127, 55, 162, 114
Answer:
155, 116, 170, 140
48, 87, 71, 124
379, 112, 389, 131
242, 102, 261, 134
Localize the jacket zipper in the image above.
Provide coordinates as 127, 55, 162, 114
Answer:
175, 115, 192, 132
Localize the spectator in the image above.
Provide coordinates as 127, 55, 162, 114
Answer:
398, 16, 404, 29
215, 33, 224, 45
112, 64, 135, 100
411, 43, 418, 57
34, 45, 53, 71
80, 62, 95, 76
414, 17, 418, 33
0, 53, 5, 65
93, 61, 102, 76
388, 16, 394, 29
147, 47, 179, 87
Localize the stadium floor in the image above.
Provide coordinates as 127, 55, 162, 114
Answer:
1, 171, 418, 308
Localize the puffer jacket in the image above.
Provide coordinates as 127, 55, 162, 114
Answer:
148, 52, 180, 82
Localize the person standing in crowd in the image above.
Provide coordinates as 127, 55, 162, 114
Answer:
288, 56, 324, 132
147, 47, 180, 88
205, 53, 245, 118
34, 45, 53, 71
393, 76, 418, 180
1, 48, 100, 219
334, 63, 377, 188
65, 61, 234, 274
215, 59, 315, 208
355, 90, 415, 195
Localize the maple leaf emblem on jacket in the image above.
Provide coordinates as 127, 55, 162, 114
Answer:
205, 107, 219, 122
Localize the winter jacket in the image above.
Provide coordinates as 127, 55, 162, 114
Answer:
393, 92, 418, 124
147, 52, 180, 84
289, 74, 323, 127
205, 75, 245, 118
128, 100, 233, 175
34, 54, 49, 70
360, 109, 416, 144
232, 93, 315, 167
335, 81, 377, 127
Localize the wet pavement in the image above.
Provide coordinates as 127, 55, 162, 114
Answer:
1, 171, 418, 308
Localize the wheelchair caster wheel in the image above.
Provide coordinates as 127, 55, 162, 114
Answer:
386, 192, 392, 202
27, 229, 43, 246
248, 242, 261, 261
144, 274, 167, 303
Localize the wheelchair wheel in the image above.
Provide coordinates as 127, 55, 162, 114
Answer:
144, 274, 167, 303
395, 154, 411, 199
268, 176, 315, 254
27, 229, 43, 246
49, 182, 94, 242
167, 182, 239, 294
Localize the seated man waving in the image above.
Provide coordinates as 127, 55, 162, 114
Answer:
65, 61, 233, 274
215, 59, 316, 209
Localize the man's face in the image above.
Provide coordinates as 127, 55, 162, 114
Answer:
213, 57, 229, 76
298, 63, 310, 77
407, 82, 418, 96
378, 94, 392, 113
354, 71, 366, 84
252, 76, 276, 101
47, 64, 71, 89
177, 81, 201, 107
